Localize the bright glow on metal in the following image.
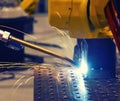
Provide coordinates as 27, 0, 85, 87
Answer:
79, 39, 88, 76
79, 58, 88, 76
73, 69, 88, 100
78, 76, 88, 100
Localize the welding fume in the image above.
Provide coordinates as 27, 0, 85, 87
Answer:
0, 0, 120, 78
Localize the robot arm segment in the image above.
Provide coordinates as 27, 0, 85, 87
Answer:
48, 0, 112, 38
17, 0, 39, 15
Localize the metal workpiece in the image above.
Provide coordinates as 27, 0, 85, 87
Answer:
34, 64, 120, 101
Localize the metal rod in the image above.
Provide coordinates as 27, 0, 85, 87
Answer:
9, 35, 76, 66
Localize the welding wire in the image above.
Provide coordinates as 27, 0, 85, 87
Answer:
9, 35, 76, 66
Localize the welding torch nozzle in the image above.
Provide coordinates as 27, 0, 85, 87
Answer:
0, 29, 76, 66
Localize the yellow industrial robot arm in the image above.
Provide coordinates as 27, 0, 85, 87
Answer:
48, 0, 112, 38
16, 0, 39, 15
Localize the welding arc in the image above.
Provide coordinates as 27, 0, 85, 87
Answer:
9, 35, 76, 66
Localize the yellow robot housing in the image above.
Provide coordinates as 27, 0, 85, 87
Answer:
48, 0, 113, 38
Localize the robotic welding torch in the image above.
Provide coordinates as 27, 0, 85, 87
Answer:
0, 30, 76, 66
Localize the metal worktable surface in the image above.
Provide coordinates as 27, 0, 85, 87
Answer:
0, 14, 120, 101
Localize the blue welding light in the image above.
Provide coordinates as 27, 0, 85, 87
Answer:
79, 58, 88, 76
79, 39, 88, 76
74, 39, 89, 76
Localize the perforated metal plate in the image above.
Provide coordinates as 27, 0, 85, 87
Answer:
34, 64, 120, 101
